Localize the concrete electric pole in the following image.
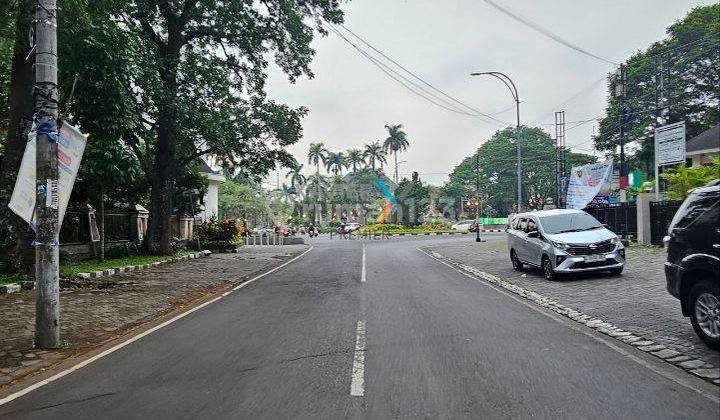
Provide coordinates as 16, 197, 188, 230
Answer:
34, 0, 60, 348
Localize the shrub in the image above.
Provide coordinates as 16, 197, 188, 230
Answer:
170, 238, 187, 253
105, 242, 140, 259
195, 218, 242, 250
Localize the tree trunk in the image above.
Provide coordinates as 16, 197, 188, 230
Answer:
145, 123, 176, 254
0, 0, 36, 275
394, 151, 398, 185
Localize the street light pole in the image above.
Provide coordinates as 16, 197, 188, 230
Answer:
471, 71, 521, 212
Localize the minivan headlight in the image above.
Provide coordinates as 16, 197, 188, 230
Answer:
610, 236, 619, 245
551, 240, 569, 250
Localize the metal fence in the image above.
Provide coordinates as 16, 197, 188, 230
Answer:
103, 213, 133, 241
59, 210, 133, 244
585, 204, 637, 240
59, 211, 91, 244
650, 201, 682, 245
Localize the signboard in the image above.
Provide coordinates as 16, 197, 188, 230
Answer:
654, 121, 686, 200
565, 159, 614, 210
8, 122, 87, 230
655, 122, 686, 166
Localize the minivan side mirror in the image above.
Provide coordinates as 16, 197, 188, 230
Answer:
527, 230, 539, 238
602, 224, 610, 229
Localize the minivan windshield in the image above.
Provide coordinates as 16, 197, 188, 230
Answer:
539, 213, 603, 234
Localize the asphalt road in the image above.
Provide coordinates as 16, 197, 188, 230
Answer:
1, 235, 718, 419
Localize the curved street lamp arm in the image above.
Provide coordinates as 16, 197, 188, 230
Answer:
470, 71, 519, 103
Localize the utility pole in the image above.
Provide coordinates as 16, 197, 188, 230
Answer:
34, 0, 60, 348
617, 64, 628, 190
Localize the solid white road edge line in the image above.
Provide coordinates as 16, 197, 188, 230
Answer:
416, 247, 720, 404
361, 244, 366, 283
0, 245, 315, 407
350, 320, 366, 397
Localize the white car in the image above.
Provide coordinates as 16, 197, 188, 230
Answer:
344, 222, 362, 232
451, 220, 474, 231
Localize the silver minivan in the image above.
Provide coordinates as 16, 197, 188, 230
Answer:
507, 209, 625, 280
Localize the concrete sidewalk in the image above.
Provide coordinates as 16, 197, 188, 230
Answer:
0, 245, 309, 390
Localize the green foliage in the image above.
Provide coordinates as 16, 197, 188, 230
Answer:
308, 142, 329, 172
383, 124, 410, 154
345, 149, 365, 172
396, 172, 430, 226
660, 158, 720, 199
0, 0, 17, 139
325, 151, 346, 174
363, 142, 387, 170
219, 181, 269, 221
356, 223, 453, 234
195, 218, 243, 251
104, 242, 140, 259
443, 126, 596, 216
595, 5, 720, 173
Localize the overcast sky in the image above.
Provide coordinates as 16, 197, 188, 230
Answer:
261, 0, 716, 188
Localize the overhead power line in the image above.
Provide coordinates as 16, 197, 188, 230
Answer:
336, 24, 511, 126
482, 0, 619, 66
326, 25, 507, 127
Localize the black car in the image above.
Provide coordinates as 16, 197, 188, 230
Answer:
664, 180, 720, 350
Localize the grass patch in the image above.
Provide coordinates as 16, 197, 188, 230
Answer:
59, 251, 192, 278
0, 273, 25, 286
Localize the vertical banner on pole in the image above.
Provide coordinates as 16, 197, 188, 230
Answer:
8, 123, 87, 229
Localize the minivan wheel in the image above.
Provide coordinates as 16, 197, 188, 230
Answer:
609, 267, 623, 276
542, 256, 557, 281
689, 281, 720, 350
510, 250, 523, 271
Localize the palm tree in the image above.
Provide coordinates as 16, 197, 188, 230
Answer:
364, 141, 386, 171
286, 164, 307, 190
383, 124, 410, 184
325, 152, 346, 175
345, 149, 365, 172
307, 142, 328, 223
307, 142, 328, 175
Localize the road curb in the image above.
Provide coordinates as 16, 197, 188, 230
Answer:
423, 249, 720, 387
76, 250, 212, 280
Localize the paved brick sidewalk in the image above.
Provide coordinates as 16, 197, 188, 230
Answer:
425, 239, 720, 369
0, 245, 308, 390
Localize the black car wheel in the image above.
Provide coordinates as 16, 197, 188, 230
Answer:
510, 250, 523, 271
542, 256, 557, 281
689, 280, 720, 350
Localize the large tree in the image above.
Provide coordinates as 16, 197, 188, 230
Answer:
444, 126, 596, 216
383, 124, 409, 184
0, 0, 34, 272
594, 5, 719, 175
88, 1, 345, 253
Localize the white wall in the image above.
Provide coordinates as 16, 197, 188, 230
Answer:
202, 180, 220, 221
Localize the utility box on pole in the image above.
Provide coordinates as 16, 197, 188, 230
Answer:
34, 0, 60, 349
